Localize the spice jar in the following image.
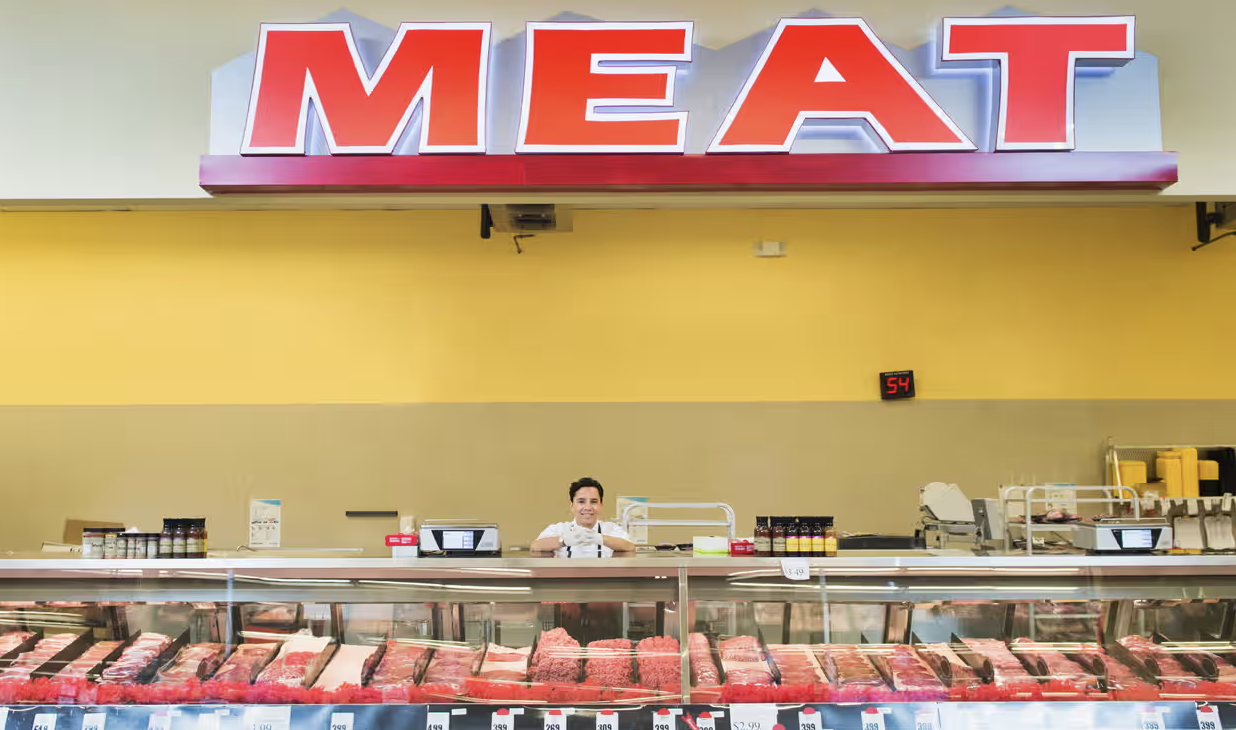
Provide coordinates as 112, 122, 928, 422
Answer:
823, 517, 838, 557
102, 529, 120, 559
81, 528, 105, 559
172, 520, 187, 559
159, 520, 174, 558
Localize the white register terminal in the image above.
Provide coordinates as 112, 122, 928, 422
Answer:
1072, 517, 1172, 554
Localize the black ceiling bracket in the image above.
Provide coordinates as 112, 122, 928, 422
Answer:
1194, 202, 1236, 251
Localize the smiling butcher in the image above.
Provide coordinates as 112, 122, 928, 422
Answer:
530, 477, 635, 557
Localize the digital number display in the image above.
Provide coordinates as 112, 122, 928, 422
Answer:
443, 531, 475, 550
879, 370, 915, 400
1119, 529, 1154, 549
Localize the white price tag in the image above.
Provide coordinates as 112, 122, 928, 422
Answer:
860, 710, 886, 730
428, 712, 452, 730
1140, 711, 1166, 730
780, 558, 811, 581
1198, 708, 1221, 730
243, 706, 290, 730
798, 709, 821, 730
596, 711, 617, 730
0, 709, 8, 730
197, 715, 220, 730
330, 714, 354, 730
83, 715, 106, 730
653, 711, 674, 730
914, 708, 938, 730
492, 711, 514, 730
147, 717, 168, 730
544, 712, 566, 730
731, 704, 778, 730
33, 714, 57, 730
696, 713, 715, 730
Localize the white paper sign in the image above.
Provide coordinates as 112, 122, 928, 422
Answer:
1197, 708, 1221, 730
731, 704, 778, 730
82, 714, 106, 730
427, 713, 451, 730
330, 713, 354, 730
544, 712, 566, 730
798, 710, 822, 730
249, 498, 282, 548
596, 712, 617, 730
33, 714, 57, 730
243, 706, 290, 730
147, 716, 168, 730
695, 714, 715, 730
780, 558, 811, 581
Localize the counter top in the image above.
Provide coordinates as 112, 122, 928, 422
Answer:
2, 550, 1236, 578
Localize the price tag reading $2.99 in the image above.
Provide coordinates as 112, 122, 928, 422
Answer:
544, 711, 565, 730
1198, 709, 1221, 730
595, 711, 616, 730
33, 714, 57, 730
731, 704, 777, 730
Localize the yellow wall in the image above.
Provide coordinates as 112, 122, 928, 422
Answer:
0, 205, 1223, 405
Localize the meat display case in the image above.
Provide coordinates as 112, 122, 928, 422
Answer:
2, 554, 1236, 730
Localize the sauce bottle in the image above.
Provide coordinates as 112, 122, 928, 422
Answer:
754, 517, 772, 557
786, 518, 801, 555
771, 518, 787, 557
810, 519, 825, 557
199, 519, 209, 557
159, 520, 174, 558
823, 517, 838, 557
187, 520, 204, 558
172, 520, 188, 559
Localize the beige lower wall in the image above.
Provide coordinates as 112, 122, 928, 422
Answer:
2, 399, 1233, 554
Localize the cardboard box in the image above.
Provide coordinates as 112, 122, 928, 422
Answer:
62, 519, 125, 545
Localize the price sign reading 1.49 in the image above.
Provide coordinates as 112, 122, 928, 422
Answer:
879, 370, 915, 400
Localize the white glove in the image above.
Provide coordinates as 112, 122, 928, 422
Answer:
576, 527, 603, 547
561, 525, 588, 548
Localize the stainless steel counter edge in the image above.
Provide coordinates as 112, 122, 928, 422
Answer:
1, 552, 1236, 578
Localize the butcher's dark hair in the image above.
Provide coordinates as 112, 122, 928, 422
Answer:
569, 477, 604, 501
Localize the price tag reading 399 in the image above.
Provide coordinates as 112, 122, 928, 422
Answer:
798, 709, 820, 730
1140, 712, 1165, 730
653, 711, 673, 730
861, 709, 886, 730
1198, 708, 1222, 730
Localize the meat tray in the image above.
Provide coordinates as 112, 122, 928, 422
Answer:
97, 630, 188, 685
313, 642, 386, 691
28, 632, 95, 679
1007, 639, 1101, 690
717, 631, 779, 686
209, 643, 280, 684
1149, 633, 1236, 683
0, 631, 42, 669
254, 635, 336, 688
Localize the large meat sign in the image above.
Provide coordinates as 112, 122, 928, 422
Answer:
239, 16, 1136, 156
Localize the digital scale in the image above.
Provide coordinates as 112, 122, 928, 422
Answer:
1071, 517, 1172, 553
418, 519, 501, 557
